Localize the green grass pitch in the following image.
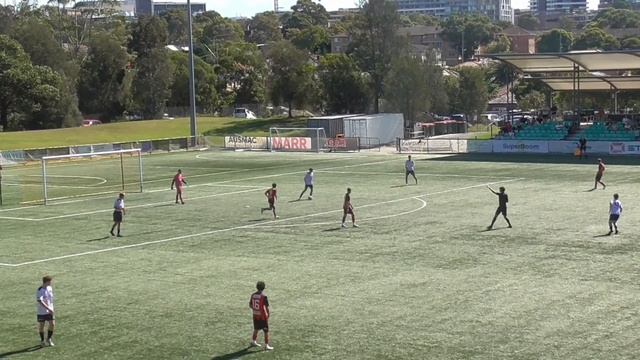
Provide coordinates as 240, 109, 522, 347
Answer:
2, 151, 640, 359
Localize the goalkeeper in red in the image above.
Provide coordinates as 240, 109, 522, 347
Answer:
171, 169, 187, 204
261, 183, 278, 219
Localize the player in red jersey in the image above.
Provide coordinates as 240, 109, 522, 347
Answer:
249, 281, 273, 350
341, 187, 358, 228
261, 183, 278, 219
593, 158, 606, 190
170, 169, 187, 204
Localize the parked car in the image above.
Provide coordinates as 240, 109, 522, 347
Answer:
233, 108, 257, 119
82, 119, 102, 127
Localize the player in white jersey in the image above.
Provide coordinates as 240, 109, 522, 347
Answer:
36, 275, 55, 347
405, 155, 417, 185
298, 168, 314, 200
608, 193, 622, 235
110, 193, 126, 237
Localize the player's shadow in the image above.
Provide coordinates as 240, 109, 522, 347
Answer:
211, 346, 256, 360
86, 236, 111, 242
248, 219, 266, 222
0, 345, 43, 357
153, 203, 177, 208
593, 233, 613, 238
323, 227, 342, 232
390, 184, 407, 188
585, 188, 597, 192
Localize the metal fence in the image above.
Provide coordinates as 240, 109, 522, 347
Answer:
0, 136, 203, 166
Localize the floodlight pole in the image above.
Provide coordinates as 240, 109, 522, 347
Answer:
187, 0, 198, 147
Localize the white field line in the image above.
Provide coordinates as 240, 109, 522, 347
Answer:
5, 187, 265, 222
257, 197, 428, 228
317, 170, 519, 179
0, 156, 360, 211
254, 178, 523, 228
0, 177, 523, 267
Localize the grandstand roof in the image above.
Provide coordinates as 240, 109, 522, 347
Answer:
485, 51, 640, 73
540, 76, 640, 91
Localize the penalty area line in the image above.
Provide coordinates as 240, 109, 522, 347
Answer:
4, 177, 524, 267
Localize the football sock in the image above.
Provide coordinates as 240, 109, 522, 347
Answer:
47, 330, 53, 340
39, 332, 44, 341
265, 333, 269, 344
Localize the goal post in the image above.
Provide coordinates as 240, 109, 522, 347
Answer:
269, 127, 327, 153
41, 149, 143, 205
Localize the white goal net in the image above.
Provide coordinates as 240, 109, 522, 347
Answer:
40, 149, 143, 205
269, 127, 327, 153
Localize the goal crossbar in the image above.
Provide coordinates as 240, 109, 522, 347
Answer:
41, 148, 142, 161
41, 148, 143, 205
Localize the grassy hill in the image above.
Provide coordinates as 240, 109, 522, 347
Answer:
0, 117, 307, 151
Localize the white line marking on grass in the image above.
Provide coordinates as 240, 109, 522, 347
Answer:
0, 156, 362, 211
317, 170, 520, 179
0, 263, 18, 267
1, 177, 523, 267
37, 188, 265, 221
0, 216, 40, 221
257, 197, 427, 228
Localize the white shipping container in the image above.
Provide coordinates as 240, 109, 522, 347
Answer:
343, 113, 404, 144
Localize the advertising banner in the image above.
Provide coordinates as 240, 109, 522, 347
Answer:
270, 137, 312, 151
609, 142, 640, 155
492, 140, 548, 153
466, 140, 492, 153
224, 136, 269, 150
325, 137, 359, 151
548, 141, 610, 154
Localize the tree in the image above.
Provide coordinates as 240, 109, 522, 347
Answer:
456, 67, 488, 122
349, 0, 402, 113
558, 16, 577, 32
384, 56, 429, 124
593, 9, 640, 29
318, 54, 369, 114
22, 65, 80, 129
290, 25, 330, 53
11, 16, 71, 74
573, 26, 620, 50
486, 34, 511, 53
286, 0, 329, 30
517, 13, 540, 31
612, 0, 632, 9
0, 35, 31, 131
267, 41, 315, 118
129, 15, 168, 56
216, 42, 267, 105
247, 11, 283, 44
77, 31, 129, 120
537, 29, 573, 52
0, 5, 16, 35
518, 90, 545, 111
196, 11, 244, 46
162, 10, 189, 46
407, 13, 439, 26
167, 51, 218, 113
621, 37, 640, 49
443, 14, 498, 61
131, 48, 174, 119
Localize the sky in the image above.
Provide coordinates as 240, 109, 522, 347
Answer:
212, 0, 599, 18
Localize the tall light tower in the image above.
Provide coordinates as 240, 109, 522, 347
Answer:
187, 0, 197, 147
274, 0, 278, 12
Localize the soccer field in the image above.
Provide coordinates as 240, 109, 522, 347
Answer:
2, 150, 640, 359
